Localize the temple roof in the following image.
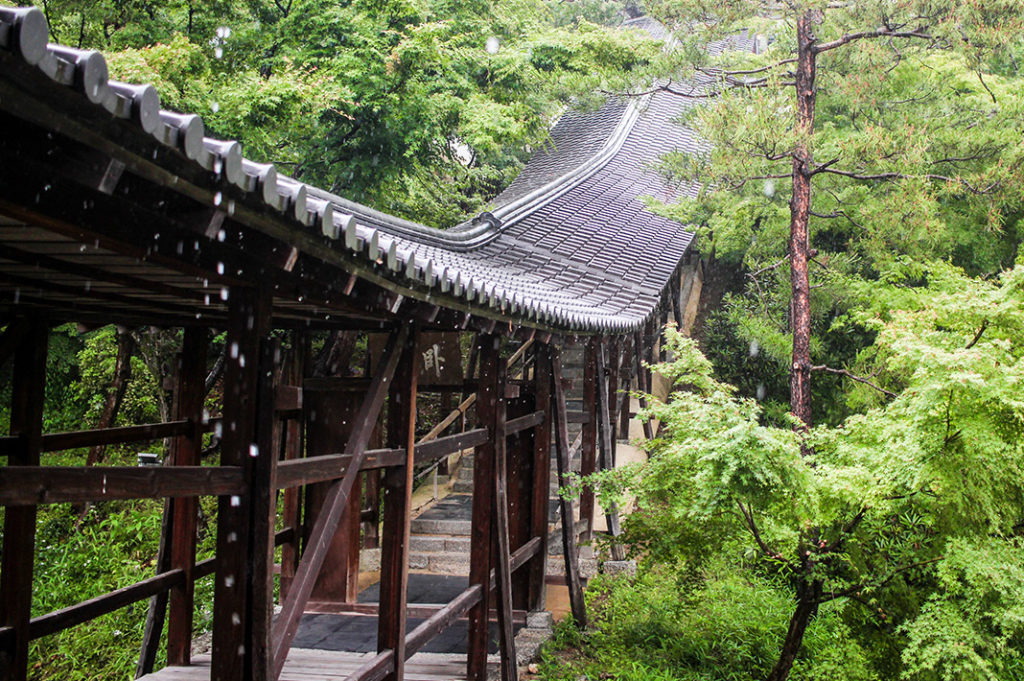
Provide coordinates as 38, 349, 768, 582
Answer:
0, 7, 752, 334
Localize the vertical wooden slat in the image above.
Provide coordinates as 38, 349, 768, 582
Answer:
378, 323, 418, 681
579, 340, 599, 544
491, 357, 517, 681
528, 350, 552, 611
467, 334, 499, 681
606, 337, 621, 457
280, 331, 308, 600
507, 393, 535, 612
617, 335, 634, 436
595, 343, 624, 561
361, 470, 381, 549
212, 284, 270, 681
248, 337, 281, 680
0, 320, 47, 681
166, 328, 208, 666
548, 345, 587, 629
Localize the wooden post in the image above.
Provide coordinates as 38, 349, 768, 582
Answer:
595, 343, 624, 561
528, 350, 552, 611
606, 337, 621, 456
506, 393, 536, 612
547, 345, 587, 629
617, 335, 634, 436
0, 320, 47, 681
378, 323, 418, 681
212, 284, 270, 681
491, 358, 517, 681
248, 337, 281, 680
467, 334, 499, 681
579, 340, 599, 544
280, 332, 308, 600
634, 330, 654, 441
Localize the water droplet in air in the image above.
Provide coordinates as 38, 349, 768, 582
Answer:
211, 101, 220, 113
229, 496, 240, 508
485, 36, 500, 54
214, 46, 223, 59
749, 340, 760, 358
213, 191, 223, 206
220, 287, 229, 301
249, 444, 259, 458
230, 342, 239, 358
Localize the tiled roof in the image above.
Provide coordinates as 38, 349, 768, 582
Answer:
0, 7, 750, 334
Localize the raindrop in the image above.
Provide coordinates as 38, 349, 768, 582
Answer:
228, 531, 237, 542
84, 281, 91, 292
748, 340, 760, 358
231, 613, 241, 625
13, 288, 20, 303
213, 191, 223, 206
249, 444, 259, 458
237, 645, 245, 656
224, 574, 236, 586
220, 287, 229, 301
239, 354, 246, 368
214, 46, 224, 59
763, 179, 776, 198
204, 294, 211, 306
217, 262, 225, 274
227, 200, 235, 215
211, 101, 220, 113
229, 496, 241, 508
229, 342, 239, 358
217, 230, 226, 242
214, 421, 223, 438
756, 383, 767, 401
79, 245, 87, 252
485, 36, 500, 54
202, 409, 210, 424
217, 26, 232, 39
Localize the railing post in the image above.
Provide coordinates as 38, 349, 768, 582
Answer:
166, 327, 209, 666
378, 322, 419, 681
467, 334, 499, 681
579, 340, 599, 544
0, 320, 47, 681
528, 348, 553, 611
212, 284, 270, 681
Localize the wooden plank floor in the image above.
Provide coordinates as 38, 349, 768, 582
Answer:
139, 649, 483, 681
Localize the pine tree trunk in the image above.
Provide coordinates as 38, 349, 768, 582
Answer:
85, 327, 135, 466
788, 11, 817, 429
766, 578, 822, 681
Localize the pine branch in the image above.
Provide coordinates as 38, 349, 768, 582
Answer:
811, 365, 897, 398
813, 27, 935, 54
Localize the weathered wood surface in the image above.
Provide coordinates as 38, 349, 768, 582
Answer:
595, 342, 624, 561
378, 323, 418, 681
0, 466, 244, 505
489, 357, 518, 681
0, 419, 220, 456
138, 650, 479, 681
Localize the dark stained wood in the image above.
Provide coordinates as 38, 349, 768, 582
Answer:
490, 358, 518, 681
304, 383, 363, 605
378, 323, 419, 681
607, 337, 621, 451
0, 320, 47, 681
279, 333, 308, 599
248, 338, 281, 680
212, 283, 271, 681
0, 419, 219, 456
579, 340, 599, 544
272, 324, 409, 680
506, 395, 535, 612
0, 319, 28, 369
30, 570, 184, 641
617, 334, 635, 436
274, 428, 488, 489
0, 466, 244, 505
505, 410, 544, 435
467, 334, 499, 681
548, 345, 587, 629
529, 350, 553, 610
595, 342, 624, 560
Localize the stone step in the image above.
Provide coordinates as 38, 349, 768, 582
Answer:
409, 516, 472, 536
408, 534, 472, 554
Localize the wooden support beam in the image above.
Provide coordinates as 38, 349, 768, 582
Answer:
0, 419, 218, 456
0, 320, 47, 681
405, 585, 482, 656
491, 358, 518, 681
272, 324, 409, 680
31, 570, 184, 642
0, 466, 244, 505
548, 345, 587, 629
579, 340, 599, 545
378, 323, 418, 681
595, 343, 624, 561
607, 337, 621, 453
248, 338, 281, 680
212, 283, 271, 681
529, 350, 553, 611
467, 334, 499, 681
280, 332, 308, 599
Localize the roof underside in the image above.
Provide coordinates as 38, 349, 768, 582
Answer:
0, 7, 751, 335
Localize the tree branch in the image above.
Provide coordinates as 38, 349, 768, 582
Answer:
811, 365, 897, 398
813, 27, 934, 54
817, 556, 944, 603
812, 164, 998, 195
738, 500, 788, 565
965, 319, 988, 349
